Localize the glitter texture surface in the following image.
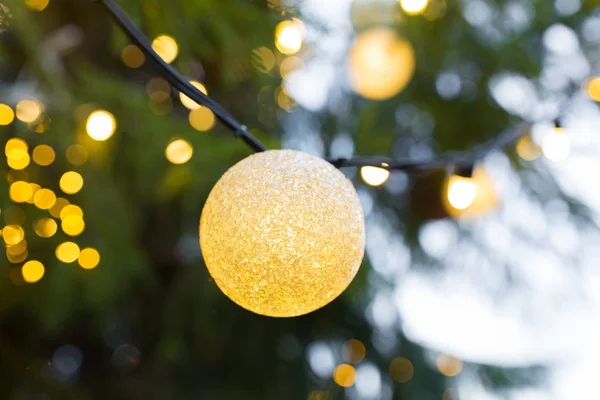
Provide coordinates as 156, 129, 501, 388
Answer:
200, 150, 365, 317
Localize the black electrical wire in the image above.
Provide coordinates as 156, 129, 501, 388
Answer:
99, 0, 528, 176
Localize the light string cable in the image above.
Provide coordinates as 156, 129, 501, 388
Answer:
99, 0, 529, 176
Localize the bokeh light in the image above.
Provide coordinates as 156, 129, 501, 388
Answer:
147, 78, 171, 102
585, 76, 600, 102
360, 166, 390, 186
60, 204, 83, 220
280, 56, 304, 79
66, 144, 89, 166
61, 215, 85, 237
32, 144, 56, 166
25, 0, 49, 11
5, 138, 28, 155
399, 0, 429, 15
152, 35, 179, 64
34, 218, 58, 238
333, 364, 356, 387
7, 250, 28, 264
7, 240, 27, 256
446, 175, 477, 210
10, 181, 34, 203
34, 189, 57, 210
86, 110, 116, 141
542, 127, 570, 162
59, 171, 84, 195
0, 104, 15, 125
50, 197, 70, 219
436, 354, 463, 377
78, 248, 100, 270
165, 139, 193, 165
251, 46, 276, 74
22, 261, 45, 283
516, 135, 541, 161
56, 242, 80, 263
189, 106, 216, 131
348, 28, 416, 100
275, 20, 304, 55
180, 81, 208, 110
3, 225, 24, 246
7, 149, 30, 170
121, 44, 145, 68
342, 340, 366, 364
389, 357, 414, 383
15, 99, 42, 123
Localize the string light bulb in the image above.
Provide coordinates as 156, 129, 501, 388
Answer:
444, 166, 498, 218
446, 175, 477, 210
399, 0, 429, 15
348, 28, 416, 100
360, 166, 390, 186
200, 150, 365, 317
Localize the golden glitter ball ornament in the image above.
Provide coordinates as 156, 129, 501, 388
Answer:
200, 150, 365, 317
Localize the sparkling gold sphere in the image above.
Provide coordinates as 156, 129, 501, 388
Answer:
200, 150, 365, 317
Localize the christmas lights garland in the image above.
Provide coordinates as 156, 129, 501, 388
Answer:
99, 0, 527, 176
99, 0, 531, 317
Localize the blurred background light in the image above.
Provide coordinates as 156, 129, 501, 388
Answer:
66, 144, 89, 166
121, 44, 145, 69
348, 28, 416, 100
34, 189, 57, 210
50, 197, 70, 219
15, 99, 42, 123
585, 76, 600, 101
32, 144, 56, 166
251, 46, 276, 74
275, 19, 305, 55
52, 345, 83, 381
5, 138, 28, 155
400, 0, 429, 15
307, 342, 335, 378
180, 81, 208, 110
436, 354, 463, 377
542, 127, 570, 161
7, 149, 30, 170
0, 103, 14, 125
333, 364, 356, 387
61, 215, 85, 237
10, 181, 33, 203
25, 0, 49, 11
189, 107, 216, 131
3, 225, 24, 246
60, 204, 83, 220
34, 218, 58, 238
78, 248, 100, 270
86, 110, 116, 141
342, 339, 366, 364
56, 242, 80, 263
152, 35, 179, 64
516, 135, 542, 161
165, 139, 193, 165
60, 171, 84, 195
389, 357, 414, 383
360, 166, 390, 186
22, 261, 45, 283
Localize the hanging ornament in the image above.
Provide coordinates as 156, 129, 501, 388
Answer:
200, 150, 365, 317
348, 28, 416, 100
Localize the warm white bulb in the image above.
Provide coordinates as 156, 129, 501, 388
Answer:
447, 176, 477, 210
360, 166, 390, 186
275, 20, 304, 55
542, 128, 570, 162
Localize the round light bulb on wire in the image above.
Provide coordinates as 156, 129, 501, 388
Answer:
200, 150, 365, 317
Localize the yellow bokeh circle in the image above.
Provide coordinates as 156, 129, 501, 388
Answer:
61, 215, 85, 237
34, 189, 57, 210
22, 261, 45, 283
78, 248, 100, 270
60, 171, 84, 195
56, 242, 80, 263
348, 28, 416, 100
